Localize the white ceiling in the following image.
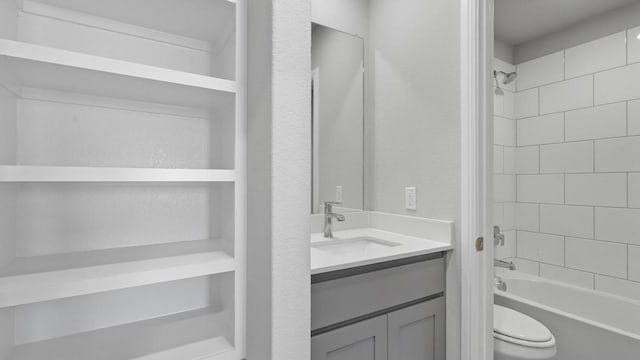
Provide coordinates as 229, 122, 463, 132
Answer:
495, 0, 640, 45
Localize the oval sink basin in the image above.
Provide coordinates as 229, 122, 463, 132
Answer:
311, 237, 401, 256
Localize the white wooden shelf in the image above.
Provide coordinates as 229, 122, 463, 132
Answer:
9, 309, 238, 360
0, 39, 236, 109
0, 251, 235, 308
0, 165, 236, 182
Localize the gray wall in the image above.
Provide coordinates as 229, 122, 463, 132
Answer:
367, 0, 460, 222
514, 1, 640, 63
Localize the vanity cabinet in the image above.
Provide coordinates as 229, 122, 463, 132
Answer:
311, 253, 446, 360
311, 315, 388, 360
388, 298, 445, 360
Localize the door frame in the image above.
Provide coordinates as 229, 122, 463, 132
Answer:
460, 0, 494, 359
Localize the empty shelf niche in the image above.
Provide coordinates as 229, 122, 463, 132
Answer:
0, 84, 236, 173
0, 274, 239, 360
0, 182, 236, 305
0, 0, 236, 80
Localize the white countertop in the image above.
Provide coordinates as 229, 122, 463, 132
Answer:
311, 228, 453, 274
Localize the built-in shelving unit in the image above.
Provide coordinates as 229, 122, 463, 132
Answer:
0, 0, 245, 358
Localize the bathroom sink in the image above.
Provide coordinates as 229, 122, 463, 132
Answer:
312, 237, 401, 256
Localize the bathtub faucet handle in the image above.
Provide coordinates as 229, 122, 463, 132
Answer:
494, 225, 505, 246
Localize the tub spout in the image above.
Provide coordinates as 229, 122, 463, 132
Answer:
494, 259, 516, 270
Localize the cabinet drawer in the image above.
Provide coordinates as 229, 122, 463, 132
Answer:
311, 255, 444, 331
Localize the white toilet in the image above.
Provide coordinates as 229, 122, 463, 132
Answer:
494, 305, 557, 360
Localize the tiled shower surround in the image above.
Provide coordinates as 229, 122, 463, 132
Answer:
494, 26, 640, 301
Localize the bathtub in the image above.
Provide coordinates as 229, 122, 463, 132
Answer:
495, 271, 640, 360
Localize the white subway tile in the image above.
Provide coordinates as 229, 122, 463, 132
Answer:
494, 91, 515, 119
517, 231, 565, 266
517, 113, 564, 146
628, 246, 640, 282
628, 26, 640, 65
503, 147, 515, 174
494, 116, 516, 146
495, 58, 517, 92
495, 230, 516, 260
540, 205, 594, 239
540, 263, 594, 289
494, 89, 504, 117
630, 100, 640, 136
630, 173, 640, 208
595, 137, 640, 172
516, 203, 539, 232
565, 173, 627, 207
540, 141, 593, 174
565, 32, 626, 79
503, 90, 515, 119
515, 88, 539, 119
540, 75, 594, 114
517, 175, 564, 204
595, 62, 640, 105
565, 237, 627, 278
511, 258, 540, 276
503, 202, 516, 230
595, 207, 640, 245
516, 51, 564, 91
493, 146, 504, 174
494, 203, 505, 229
595, 275, 640, 300
494, 175, 516, 202
515, 146, 539, 174
565, 102, 627, 141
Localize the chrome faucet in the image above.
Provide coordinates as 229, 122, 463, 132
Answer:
494, 259, 516, 270
324, 201, 345, 238
495, 277, 507, 291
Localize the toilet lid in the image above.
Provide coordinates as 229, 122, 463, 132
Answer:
494, 305, 552, 343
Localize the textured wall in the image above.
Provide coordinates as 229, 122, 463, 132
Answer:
247, 0, 311, 359
271, 0, 312, 359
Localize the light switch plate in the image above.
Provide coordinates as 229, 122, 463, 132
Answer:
405, 187, 417, 210
335, 186, 343, 203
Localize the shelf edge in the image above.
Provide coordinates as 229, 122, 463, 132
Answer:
0, 166, 236, 182
0, 39, 236, 93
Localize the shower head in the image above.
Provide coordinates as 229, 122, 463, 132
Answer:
502, 71, 518, 85
494, 70, 518, 85
493, 70, 518, 96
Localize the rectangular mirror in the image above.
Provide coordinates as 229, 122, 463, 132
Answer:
311, 23, 364, 214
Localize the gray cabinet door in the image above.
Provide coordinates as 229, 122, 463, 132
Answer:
311, 315, 388, 360
387, 298, 446, 360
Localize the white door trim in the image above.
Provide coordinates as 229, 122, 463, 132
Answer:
460, 0, 494, 359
